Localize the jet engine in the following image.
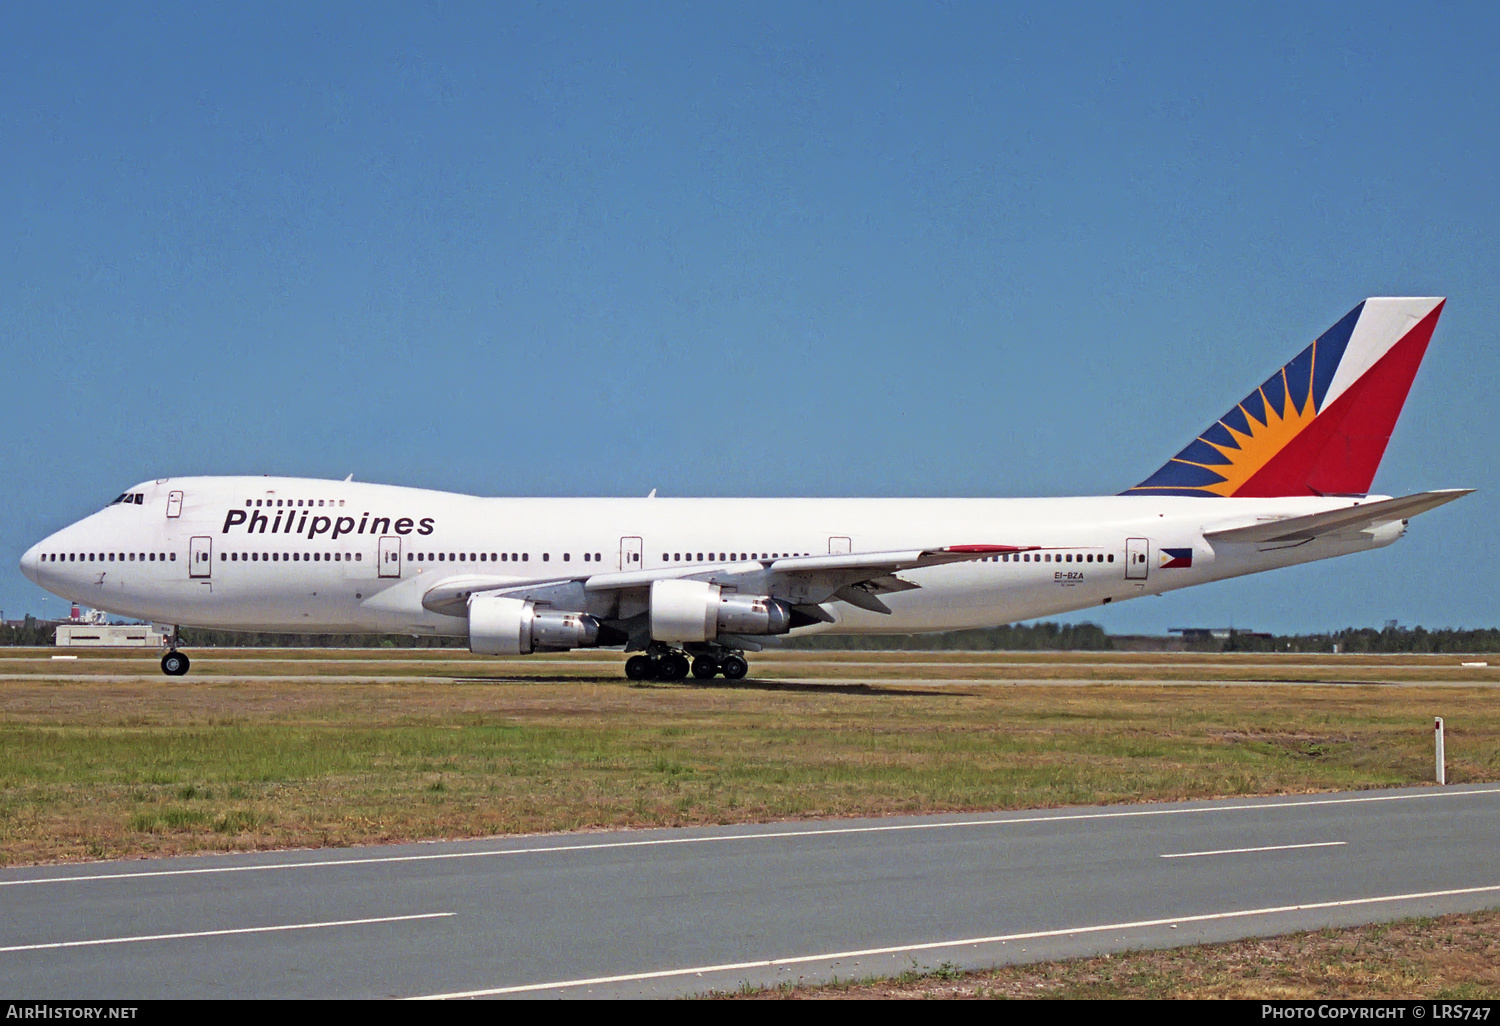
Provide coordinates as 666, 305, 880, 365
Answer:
468, 593, 602, 655
649, 579, 793, 643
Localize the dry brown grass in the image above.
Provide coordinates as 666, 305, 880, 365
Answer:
730, 911, 1500, 999
0, 648, 1496, 866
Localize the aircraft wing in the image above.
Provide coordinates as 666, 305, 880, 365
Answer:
1202, 489, 1472, 546
420, 544, 1035, 618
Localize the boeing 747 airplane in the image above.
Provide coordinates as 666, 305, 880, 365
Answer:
20, 298, 1469, 680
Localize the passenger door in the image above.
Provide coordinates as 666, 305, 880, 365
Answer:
1125, 537, 1149, 580
378, 536, 402, 578
189, 536, 212, 579
619, 536, 643, 571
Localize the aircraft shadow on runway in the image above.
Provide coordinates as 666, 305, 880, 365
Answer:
451, 674, 973, 696
639, 679, 979, 697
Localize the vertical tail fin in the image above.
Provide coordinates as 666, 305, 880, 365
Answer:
1125, 297, 1445, 497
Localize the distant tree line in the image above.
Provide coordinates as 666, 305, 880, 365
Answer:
1213, 625, 1500, 654
0, 616, 56, 647
779, 621, 1115, 651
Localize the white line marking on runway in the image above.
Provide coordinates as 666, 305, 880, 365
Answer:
0, 912, 453, 954
1161, 841, 1347, 859
5, 787, 1496, 889
412, 883, 1500, 998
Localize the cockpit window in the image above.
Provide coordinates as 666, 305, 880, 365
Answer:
107, 492, 145, 507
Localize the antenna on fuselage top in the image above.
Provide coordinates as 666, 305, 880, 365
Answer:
344, 474, 354, 482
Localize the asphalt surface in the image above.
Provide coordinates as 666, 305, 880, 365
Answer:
1, 783, 1498, 998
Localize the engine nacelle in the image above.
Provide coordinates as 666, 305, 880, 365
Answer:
468, 594, 601, 655
649, 579, 793, 643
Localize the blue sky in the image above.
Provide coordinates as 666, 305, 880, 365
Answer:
3, 2, 1496, 633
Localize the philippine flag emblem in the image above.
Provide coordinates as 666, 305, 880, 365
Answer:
1159, 547, 1193, 569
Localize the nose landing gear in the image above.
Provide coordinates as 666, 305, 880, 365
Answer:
159, 627, 190, 676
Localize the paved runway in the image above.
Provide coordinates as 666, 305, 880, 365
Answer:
1, 784, 1497, 998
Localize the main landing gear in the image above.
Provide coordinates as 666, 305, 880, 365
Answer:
160, 627, 190, 676
624, 644, 748, 682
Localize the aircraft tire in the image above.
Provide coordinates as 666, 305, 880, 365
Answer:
161, 652, 190, 677
720, 654, 748, 680
691, 656, 719, 680
625, 655, 655, 681
659, 653, 690, 681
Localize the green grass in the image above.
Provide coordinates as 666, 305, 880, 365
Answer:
0, 650, 1496, 864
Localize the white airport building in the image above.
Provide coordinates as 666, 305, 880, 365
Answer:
55, 623, 168, 647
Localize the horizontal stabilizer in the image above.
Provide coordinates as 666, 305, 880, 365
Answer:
1203, 489, 1472, 545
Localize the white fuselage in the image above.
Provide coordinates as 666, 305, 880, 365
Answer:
19, 476, 1404, 640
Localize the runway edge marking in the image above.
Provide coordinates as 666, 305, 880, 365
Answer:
1160, 841, 1348, 858
0, 912, 454, 954
410, 884, 1500, 999
5, 786, 1497, 888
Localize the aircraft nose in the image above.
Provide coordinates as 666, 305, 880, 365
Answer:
20, 542, 42, 585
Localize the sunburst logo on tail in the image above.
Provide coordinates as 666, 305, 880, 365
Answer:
1160, 365, 1321, 497
1125, 299, 1444, 498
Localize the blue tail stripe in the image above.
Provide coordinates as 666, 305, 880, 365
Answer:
1260, 367, 1287, 419
1135, 461, 1229, 489
1310, 302, 1363, 410
1283, 342, 1314, 412
1221, 405, 1252, 436
1240, 386, 1268, 426
1200, 421, 1240, 450
1173, 438, 1233, 466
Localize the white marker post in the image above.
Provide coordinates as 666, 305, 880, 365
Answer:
1435, 717, 1446, 786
